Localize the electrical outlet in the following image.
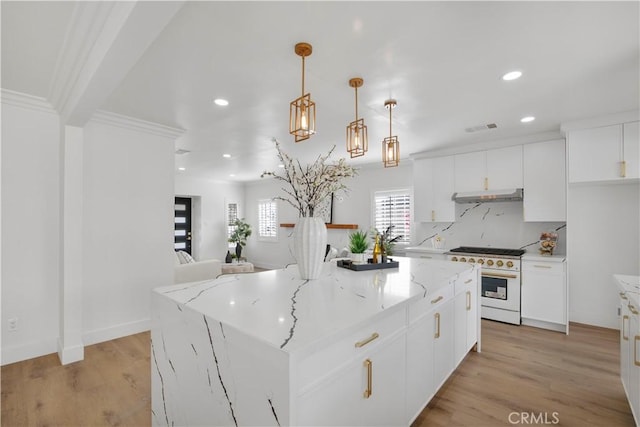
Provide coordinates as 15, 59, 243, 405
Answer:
7, 317, 18, 332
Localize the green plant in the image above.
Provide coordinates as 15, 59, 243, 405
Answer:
228, 218, 252, 248
372, 225, 403, 256
348, 230, 369, 254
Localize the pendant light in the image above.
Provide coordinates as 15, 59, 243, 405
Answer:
382, 99, 399, 167
346, 77, 368, 158
289, 42, 316, 142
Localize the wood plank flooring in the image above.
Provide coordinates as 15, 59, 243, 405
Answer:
1, 320, 634, 427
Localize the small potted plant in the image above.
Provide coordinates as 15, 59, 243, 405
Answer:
373, 225, 403, 261
348, 230, 369, 264
228, 218, 252, 260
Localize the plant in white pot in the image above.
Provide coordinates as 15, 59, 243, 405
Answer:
261, 138, 357, 279
348, 230, 369, 263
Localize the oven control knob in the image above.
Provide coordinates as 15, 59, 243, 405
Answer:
486, 260, 494, 266
497, 260, 504, 267
460, 257, 467, 262
507, 261, 514, 268
478, 259, 485, 264
468, 258, 475, 263
451, 256, 458, 262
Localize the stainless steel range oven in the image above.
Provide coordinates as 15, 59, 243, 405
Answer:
446, 246, 525, 325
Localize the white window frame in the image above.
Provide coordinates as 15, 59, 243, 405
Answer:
258, 199, 278, 242
226, 201, 239, 249
372, 188, 412, 247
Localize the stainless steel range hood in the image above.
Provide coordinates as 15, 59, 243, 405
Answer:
451, 188, 524, 203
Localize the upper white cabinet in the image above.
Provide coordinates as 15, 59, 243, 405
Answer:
454, 146, 523, 192
414, 156, 455, 222
523, 139, 566, 222
567, 121, 639, 183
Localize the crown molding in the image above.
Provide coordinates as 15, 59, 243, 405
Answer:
91, 110, 185, 139
1, 89, 57, 115
560, 110, 640, 133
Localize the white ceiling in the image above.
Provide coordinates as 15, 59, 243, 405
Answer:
2, 1, 639, 182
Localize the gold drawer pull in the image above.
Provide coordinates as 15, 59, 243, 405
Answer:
622, 160, 627, 178
484, 177, 489, 190
630, 304, 639, 315
420, 255, 433, 259
355, 332, 379, 348
431, 210, 435, 222
635, 336, 640, 367
623, 315, 629, 341
466, 291, 471, 311
434, 313, 441, 338
464, 279, 472, 284
363, 359, 373, 398
621, 292, 629, 300
534, 265, 552, 269
431, 295, 444, 304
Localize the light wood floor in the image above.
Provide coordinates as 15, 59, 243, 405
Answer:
1, 320, 634, 427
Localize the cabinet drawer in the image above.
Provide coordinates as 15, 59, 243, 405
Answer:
522, 262, 565, 275
408, 284, 453, 325
296, 308, 406, 393
453, 270, 476, 294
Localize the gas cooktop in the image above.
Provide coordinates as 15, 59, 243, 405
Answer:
448, 246, 526, 257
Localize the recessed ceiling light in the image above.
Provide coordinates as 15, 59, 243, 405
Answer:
229, 174, 235, 177
520, 116, 535, 123
178, 167, 186, 171
213, 98, 229, 106
223, 153, 231, 158
502, 71, 522, 81
278, 164, 285, 168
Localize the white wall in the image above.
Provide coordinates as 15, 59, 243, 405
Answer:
1, 101, 61, 364
82, 119, 175, 345
244, 163, 413, 269
568, 183, 640, 329
174, 175, 244, 261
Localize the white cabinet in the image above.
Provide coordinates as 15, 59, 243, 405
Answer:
432, 297, 454, 390
414, 156, 455, 223
567, 121, 639, 183
523, 139, 566, 222
454, 146, 523, 192
521, 257, 567, 333
453, 270, 478, 366
619, 289, 640, 424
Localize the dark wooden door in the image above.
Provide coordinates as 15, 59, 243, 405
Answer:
174, 197, 192, 254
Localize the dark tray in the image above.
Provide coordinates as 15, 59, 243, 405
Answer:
337, 258, 399, 271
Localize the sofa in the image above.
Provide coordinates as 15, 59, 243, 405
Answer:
174, 250, 222, 284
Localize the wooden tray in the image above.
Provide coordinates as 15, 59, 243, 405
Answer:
337, 258, 399, 271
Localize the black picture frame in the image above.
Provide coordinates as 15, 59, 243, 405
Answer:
317, 193, 334, 224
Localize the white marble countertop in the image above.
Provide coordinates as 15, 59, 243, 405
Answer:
404, 246, 448, 254
522, 253, 566, 262
154, 257, 476, 355
615, 274, 640, 307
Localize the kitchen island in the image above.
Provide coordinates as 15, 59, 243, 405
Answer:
616, 274, 640, 424
151, 257, 480, 426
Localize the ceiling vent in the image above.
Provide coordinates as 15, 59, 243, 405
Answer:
175, 149, 191, 155
465, 123, 497, 133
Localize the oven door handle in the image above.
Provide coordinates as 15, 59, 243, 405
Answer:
482, 272, 518, 280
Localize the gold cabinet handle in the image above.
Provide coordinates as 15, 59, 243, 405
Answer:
464, 278, 472, 284
620, 292, 628, 300
621, 160, 627, 178
635, 336, 640, 367
434, 312, 441, 338
484, 177, 489, 190
431, 210, 435, 222
630, 304, 639, 315
355, 332, 379, 348
363, 359, 372, 398
420, 255, 433, 259
431, 295, 444, 304
534, 265, 552, 269
482, 273, 518, 280
623, 315, 629, 341
466, 291, 471, 311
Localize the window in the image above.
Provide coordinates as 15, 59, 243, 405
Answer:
373, 189, 411, 244
227, 202, 238, 248
258, 199, 278, 241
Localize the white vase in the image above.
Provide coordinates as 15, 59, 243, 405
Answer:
293, 216, 327, 280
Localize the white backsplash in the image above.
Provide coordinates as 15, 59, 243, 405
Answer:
414, 201, 566, 255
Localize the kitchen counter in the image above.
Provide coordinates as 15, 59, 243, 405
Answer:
615, 274, 640, 307
404, 246, 448, 254
522, 253, 566, 263
151, 257, 479, 426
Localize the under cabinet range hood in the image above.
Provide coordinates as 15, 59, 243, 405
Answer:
451, 188, 524, 203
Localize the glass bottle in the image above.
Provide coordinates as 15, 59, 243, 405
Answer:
373, 234, 382, 263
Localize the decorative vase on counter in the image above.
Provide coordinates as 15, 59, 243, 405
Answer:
293, 216, 327, 279
225, 250, 232, 263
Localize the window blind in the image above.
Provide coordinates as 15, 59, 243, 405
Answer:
258, 199, 278, 240
374, 190, 411, 244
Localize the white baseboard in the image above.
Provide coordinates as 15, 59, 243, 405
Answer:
57, 339, 84, 365
1, 338, 58, 366
521, 317, 568, 334
83, 318, 151, 346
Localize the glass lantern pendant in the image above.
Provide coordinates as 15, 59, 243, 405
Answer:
382, 99, 399, 167
290, 42, 316, 143
346, 77, 368, 158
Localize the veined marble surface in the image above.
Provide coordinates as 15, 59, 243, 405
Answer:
153, 257, 475, 354
616, 274, 640, 307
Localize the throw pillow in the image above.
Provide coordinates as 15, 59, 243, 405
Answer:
176, 250, 195, 264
